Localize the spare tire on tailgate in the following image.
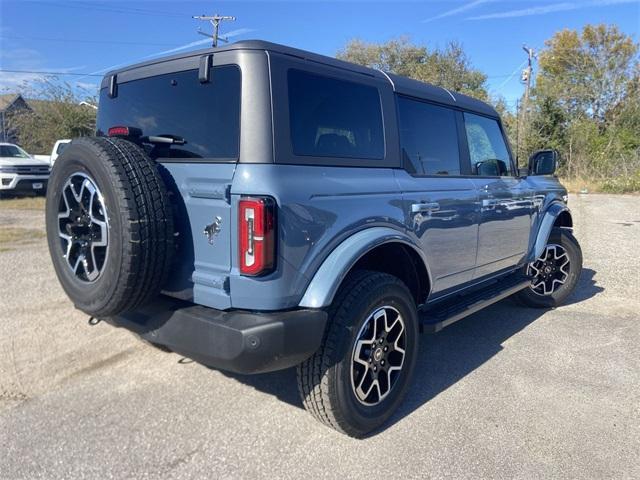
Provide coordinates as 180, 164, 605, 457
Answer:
45, 137, 174, 318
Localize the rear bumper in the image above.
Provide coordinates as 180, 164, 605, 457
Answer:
107, 296, 327, 374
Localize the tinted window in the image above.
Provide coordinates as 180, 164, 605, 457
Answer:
288, 69, 384, 159
56, 142, 68, 154
464, 113, 511, 176
397, 97, 461, 175
97, 65, 240, 159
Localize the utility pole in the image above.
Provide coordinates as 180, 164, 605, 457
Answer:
521, 45, 535, 109
519, 45, 535, 162
192, 13, 236, 47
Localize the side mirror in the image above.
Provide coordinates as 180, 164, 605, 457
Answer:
528, 149, 559, 176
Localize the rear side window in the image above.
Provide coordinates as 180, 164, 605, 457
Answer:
397, 97, 461, 175
287, 69, 384, 160
464, 112, 512, 176
97, 65, 240, 159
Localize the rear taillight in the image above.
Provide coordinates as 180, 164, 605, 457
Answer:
239, 196, 276, 276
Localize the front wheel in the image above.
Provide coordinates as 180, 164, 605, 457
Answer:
515, 228, 582, 308
297, 271, 419, 437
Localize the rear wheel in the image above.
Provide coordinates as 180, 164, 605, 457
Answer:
297, 271, 419, 437
515, 228, 582, 308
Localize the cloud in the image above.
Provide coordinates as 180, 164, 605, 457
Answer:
0, 71, 45, 91
149, 28, 255, 57
423, 0, 494, 22
0, 45, 88, 91
1, 26, 254, 92
467, 0, 638, 20
0, 48, 44, 71
0, 69, 93, 92
74, 81, 99, 93
78, 27, 256, 82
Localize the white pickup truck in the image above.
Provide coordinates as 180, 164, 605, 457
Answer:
0, 143, 51, 197
50, 139, 71, 164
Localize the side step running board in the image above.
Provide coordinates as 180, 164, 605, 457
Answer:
419, 274, 531, 333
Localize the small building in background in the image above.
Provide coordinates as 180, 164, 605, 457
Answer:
0, 94, 32, 144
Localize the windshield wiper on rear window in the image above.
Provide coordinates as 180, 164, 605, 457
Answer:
107, 126, 186, 145
142, 134, 186, 145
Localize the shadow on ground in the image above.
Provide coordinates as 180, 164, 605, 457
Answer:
193, 268, 603, 434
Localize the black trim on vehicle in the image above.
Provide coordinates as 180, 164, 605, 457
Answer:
455, 110, 474, 176
158, 157, 238, 164
107, 295, 328, 374
101, 56, 201, 87
198, 54, 213, 83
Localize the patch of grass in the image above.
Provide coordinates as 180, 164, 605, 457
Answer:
559, 176, 640, 194
0, 227, 46, 251
601, 173, 640, 194
559, 177, 604, 194
0, 196, 46, 210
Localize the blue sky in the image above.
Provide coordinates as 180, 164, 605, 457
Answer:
0, 0, 638, 107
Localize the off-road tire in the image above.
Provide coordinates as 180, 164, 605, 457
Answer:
297, 270, 419, 438
45, 137, 174, 318
515, 227, 582, 308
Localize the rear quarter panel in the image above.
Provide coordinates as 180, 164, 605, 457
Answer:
229, 164, 405, 310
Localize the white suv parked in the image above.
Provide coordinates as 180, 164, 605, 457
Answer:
0, 143, 51, 196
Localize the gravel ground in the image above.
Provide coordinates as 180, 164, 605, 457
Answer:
0, 194, 638, 479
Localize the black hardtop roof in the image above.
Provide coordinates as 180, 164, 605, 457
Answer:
103, 39, 498, 117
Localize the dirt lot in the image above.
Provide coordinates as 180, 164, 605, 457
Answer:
1, 194, 638, 479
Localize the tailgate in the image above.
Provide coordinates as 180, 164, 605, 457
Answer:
161, 162, 236, 309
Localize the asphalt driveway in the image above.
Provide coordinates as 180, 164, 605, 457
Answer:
1, 194, 638, 479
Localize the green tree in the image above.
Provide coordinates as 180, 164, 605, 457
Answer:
536, 24, 638, 123
337, 37, 489, 100
8, 78, 97, 154
527, 24, 640, 186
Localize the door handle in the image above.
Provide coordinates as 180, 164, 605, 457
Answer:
482, 198, 500, 208
411, 202, 440, 213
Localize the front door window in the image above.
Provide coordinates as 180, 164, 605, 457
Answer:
464, 113, 512, 177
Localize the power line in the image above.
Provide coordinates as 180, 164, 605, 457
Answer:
0, 35, 176, 47
71, 0, 183, 16
0, 69, 103, 77
28, 1, 184, 18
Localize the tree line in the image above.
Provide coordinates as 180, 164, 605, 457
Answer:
338, 24, 639, 192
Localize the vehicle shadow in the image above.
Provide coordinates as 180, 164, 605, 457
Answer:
564, 267, 602, 305
209, 268, 603, 434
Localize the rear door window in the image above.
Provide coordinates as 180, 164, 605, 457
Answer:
287, 69, 384, 160
397, 96, 461, 175
97, 65, 241, 160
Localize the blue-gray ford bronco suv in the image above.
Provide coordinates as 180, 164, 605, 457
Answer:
46, 40, 582, 437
